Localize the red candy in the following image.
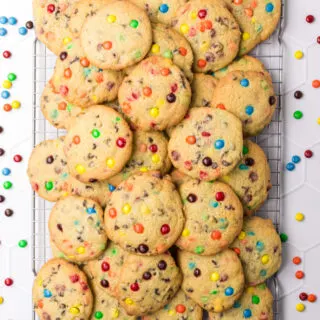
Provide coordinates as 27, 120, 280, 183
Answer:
306, 15, 315, 23
4, 278, 13, 286
69, 274, 80, 283
304, 150, 313, 158
149, 144, 158, 153
176, 304, 186, 313
47, 4, 55, 13
160, 224, 170, 235
295, 270, 305, 279
201, 131, 211, 137
198, 9, 207, 19
3, 50, 11, 59
59, 85, 69, 96
292, 256, 302, 265
299, 292, 308, 301
130, 282, 140, 291
215, 192, 225, 201
197, 59, 207, 68
101, 261, 110, 272
317, 36, 320, 44
116, 137, 126, 148
211, 230, 222, 240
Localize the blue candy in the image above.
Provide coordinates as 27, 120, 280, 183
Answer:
292, 155, 301, 164
2, 168, 11, 176
18, 27, 27, 35
286, 162, 295, 171
0, 28, 7, 36
214, 139, 225, 150
8, 17, 17, 25
243, 309, 252, 318
108, 183, 116, 192
43, 289, 52, 298
265, 3, 274, 13
1, 91, 10, 99
245, 105, 254, 115
159, 4, 169, 13
0, 16, 8, 24
86, 207, 97, 214
240, 79, 249, 87
225, 287, 234, 296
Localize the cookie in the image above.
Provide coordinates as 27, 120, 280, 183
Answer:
224, 0, 281, 55
168, 107, 243, 181
131, 0, 188, 25
49, 196, 107, 262
105, 173, 185, 255
209, 283, 274, 320
108, 131, 171, 186
211, 71, 276, 136
118, 56, 191, 131
63, 105, 133, 183
170, 169, 194, 188
51, 39, 123, 107
117, 253, 182, 315
231, 216, 282, 286
69, 0, 112, 38
41, 80, 83, 129
219, 140, 272, 214
148, 23, 194, 81
177, 249, 245, 313
88, 274, 137, 320
142, 289, 203, 320
213, 55, 271, 81
33, 0, 76, 55
80, 0, 152, 70
173, 0, 241, 73
27, 137, 69, 202
67, 176, 113, 208
87, 242, 127, 297
191, 73, 218, 108
176, 180, 243, 256
33, 258, 93, 320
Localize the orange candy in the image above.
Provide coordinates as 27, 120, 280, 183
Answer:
176, 304, 186, 313
80, 57, 90, 68
295, 270, 305, 279
197, 59, 207, 68
186, 135, 196, 144
73, 135, 80, 144
64, 68, 72, 79
245, 8, 253, 17
133, 223, 144, 234
211, 230, 222, 240
3, 104, 12, 112
216, 104, 226, 110
233, 247, 241, 255
179, 47, 187, 56
292, 256, 302, 265
122, 102, 132, 114
233, 0, 243, 4
95, 73, 104, 83
308, 294, 317, 302
161, 68, 170, 76
312, 80, 320, 88
204, 20, 212, 30
58, 102, 67, 110
143, 86, 152, 97
103, 41, 112, 50
109, 208, 117, 218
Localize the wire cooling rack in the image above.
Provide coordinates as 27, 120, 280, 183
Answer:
32, 3, 284, 319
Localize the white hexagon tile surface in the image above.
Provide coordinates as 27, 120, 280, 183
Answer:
0, 0, 320, 319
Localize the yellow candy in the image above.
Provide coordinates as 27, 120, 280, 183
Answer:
317, 117, 320, 125
295, 212, 305, 221
3, 80, 12, 89
38, 279, 43, 286
251, 17, 256, 24
91, 95, 98, 103
122, 203, 131, 214
0, 296, 3, 304
62, 191, 69, 197
294, 50, 304, 60
12, 100, 21, 109
180, 24, 189, 34
63, 37, 72, 45
77, 246, 85, 254
140, 166, 148, 172
112, 308, 120, 318
246, 287, 254, 294
168, 309, 176, 316
106, 158, 115, 168
152, 154, 160, 164
151, 44, 160, 53
221, 175, 230, 183
214, 305, 223, 313
69, 307, 80, 315
125, 298, 134, 305
140, 203, 150, 215
150, 107, 159, 118
200, 41, 209, 52
296, 303, 305, 312
191, 10, 197, 19
261, 254, 269, 264
107, 15, 117, 23
242, 32, 250, 40
238, 231, 246, 240
210, 272, 220, 282
75, 164, 86, 174
157, 98, 165, 106
182, 229, 190, 237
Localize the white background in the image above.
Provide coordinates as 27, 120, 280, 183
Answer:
0, 0, 320, 319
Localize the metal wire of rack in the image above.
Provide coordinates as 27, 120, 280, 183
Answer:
31, 3, 284, 319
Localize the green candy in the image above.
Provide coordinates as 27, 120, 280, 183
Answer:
3, 181, 12, 189
195, 246, 205, 254
91, 129, 101, 138
45, 181, 54, 191
242, 145, 249, 155
7, 73, 17, 81
293, 110, 303, 120
94, 311, 103, 319
280, 233, 288, 242
163, 50, 173, 59
252, 295, 260, 304
18, 240, 28, 248
130, 19, 139, 28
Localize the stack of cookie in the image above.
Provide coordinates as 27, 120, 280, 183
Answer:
30, 0, 282, 319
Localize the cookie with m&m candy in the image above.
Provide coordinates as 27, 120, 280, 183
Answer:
108, 130, 172, 187
80, 0, 152, 70
117, 252, 182, 315
173, 0, 241, 73
212, 70, 276, 136
168, 108, 243, 181
104, 173, 185, 255
32, 258, 93, 320
142, 289, 203, 320
209, 283, 274, 320
49, 196, 107, 262
27, 136, 70, 202
51, 39, 123, 107
231, 216, 282, 286
219, 140, 272, 215
176, 180, 243, 256
131, 0, 188, 25
177, 249, 245, 313
223, 0, 281, 55
63, 105, 133, 183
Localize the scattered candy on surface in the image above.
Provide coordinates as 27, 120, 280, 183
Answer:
292, 155, 301, 163
18, 240, 28, 248
25, 21, 33, 29
3, 50, 11, 59
0, 16, 8, 24
4, 278, 13, 286
306, 15, 314, 23
1, 90, 10, 99
317, 36, 320, 44
293, 256, 302, 265
7, 73, 16, 81
296, 303, 305, 312
3, 104, 12, 112
280, 233, 288, 242
8, 17, 17, 25
299, 292, 308, 301
0, 195, 5, 203
11, 100, 21, 109
13, 154, 22, 162
304, 149, 313, 158
4, 209, 13, 217
0, 148, 5, 156
3, 181, 13, 189
308, 294, 317, 302
0, 28, 7, 36
293, 110, 303, 119
294, 50, 304, 60
295, 270, 305, 279
0, 296, 3, 304
2, 168, 11, 176
286, 162, 295, 171
18, 27, 27, 36
312, 80, 320, 88
295, 212, 305, 222
294, 90, 303, 99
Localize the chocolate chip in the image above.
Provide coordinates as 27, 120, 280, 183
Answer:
25, 21, 34, 29
89, 178, 97, 183
294, 90, 303, 99
46, 155, 54, 164
4, 209, 13, 217
202, 156, 212, 167
59, 51, 68, 61
57, 224, 63, 232
269, 96, 276, 105
100, 279, 109, 288
166, 93, 176, 103
158, 260, 167, 270
245, 158, 255, 166
143, 272, 152, 280
138, 244, 149, 254
0, 195, 5, 203
187, 193, 197, 203
194, 268, 201, 277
